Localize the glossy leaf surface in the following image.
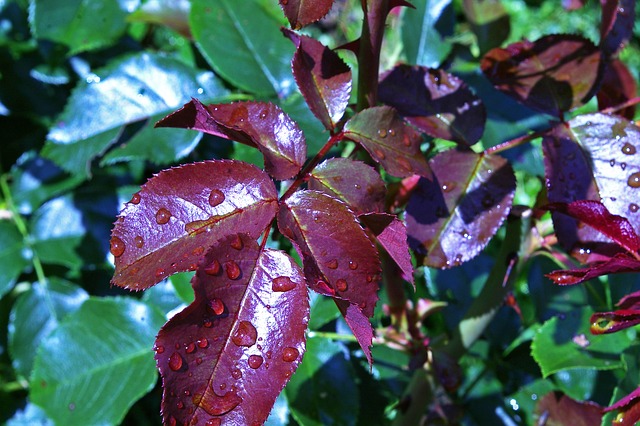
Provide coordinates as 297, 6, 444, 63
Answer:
481, 34, 601, 117
603, 386, 640, 426
406, 149, 515, 268
0, 220, 29, 297
156, 234, 308, 426
110, 161, 278, 290
157, 99, 306, 180
402, 0, 454, 68
597, 59, 637, 119
534, 392, 603, 426
279, 0, 334, 29
308, 158, 386, 215
591, 309, 640, 335
30, 297, 165, 425
379, 65, 485, 146
343, 106, 431, 178
283, 29, 351, 130
546, 253, 640, 286
600, 0, 635, 57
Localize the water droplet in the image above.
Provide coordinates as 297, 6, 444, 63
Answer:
196, 357, 203, 365
230, 105, 248, 123
197, 338, 209, 348
224, 260, 241, 280
460, 229, 471, 240
266, 350, 272, 359
628, 172, 640, 188
272, 276, 297, 292
326, 259, 338, 269
336, 279, 348, 292
248, 354, 263, 369
109, 237, 126, 257
610, 159, 616, 167
622, 143, 636, 155
348, 260, 358, 270
192, 246, 205, 256
156, 208, 171, 225
354, 183, 361, 189
378, 129, 387, 138
177, 400, 185, 409
441, 182, 456, 193
205, 259, 221, 275
232, 321, 257, 347
185, 342, 196, 354
396, 157, 412, 172
156, 268, 166, 279
403, 135, 412, 147
208, 298, 225, 316
388, 129, 396, 137
207, 189, 225, 207
630, 203, 639, 213
206, 419, 222, 426
621, 162, 627, 170
130, 192, 141, 204
194, 390, 242, 416
169, 352, 183, 371
231, 369, 242, 379
203, 319, 213, 328
134, 236, 144, 248
315, 279, 336, 296
155, 345, 165, 354
373, 148, 386, 160
230, 235, 243, 250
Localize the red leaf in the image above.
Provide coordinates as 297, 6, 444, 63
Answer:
110, 160, 278, 290
535, 391, 603, 426
155, 234, 309, 426
546, 253, 640, 285
379, 65, 486, 146
597, 59, 637, 119
481, 34, 602, 117
545, 200, 640, 253
343, 106, 431, 178
280, 0, 334, 30
359, 212, 414, 285
601, 0, 635, 57
617, 290, 640, 309
335, 298, 375, 367
590, 309, 640, 334
278, 190, 381, 316
156, 99, 306, 180
603, 386, 640, 426
406, 150, 515, 268
283, 29, 352, 130
308, 158, 386, 215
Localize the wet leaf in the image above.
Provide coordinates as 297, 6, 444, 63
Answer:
406, 149, 515, 268
379, 65, 486, 146
279, 0, 334, 30
603, 386, 640, 426
110, 160, 278, 290
534, 391, 603, 426
343, 106, 431, 178
600, 0, 635, 57
283, 29, 351, 130
481, 34, 601, 117
0, 220, 30, 298
335, 298, 375, 367
30, 297, 165, 425
155, 234, 308, 426
597, 59, 637, 119
156, 99, 306, 180
308, 158, 386, 215
462, 0, 510, 54
546, 253, 640, 285
590, 309, 640, 334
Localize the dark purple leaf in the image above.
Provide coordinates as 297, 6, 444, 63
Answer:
481, 34, 602, 117
597, 59, 637, 119
617, 290, 640, 309
109, 160, 278, 290
545, 200, 640, 253
279, 0, 334, 30
359, 212, 414, 285
406, 149, 515, 268
546, 253, 640, 285
603, 386, 640, 426
534, 391, 603, 426
378, 65, 486, 146
155, 234, 309, 426
283, 29, 352, 130
590, 309, 640, 334
601, 0, 635, 57
462, 0, 510, 54
308, 158, 386, 214
343, 106, 431, 178
335, 298, 375, 367
157, 99, 306, 180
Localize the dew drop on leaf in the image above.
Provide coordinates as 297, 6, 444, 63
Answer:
630, 203, 639, 213
134, 236, 144, 248
130, 192, 141, 204
335, 279, 348, 292
377, 129, 387, 138
441, 182, 457, 193
230, 105, 248, 123
272, 276, 296, 292
156, 208, 172, 224
621, 162, 627, 170
282, 347, 299, 362
628, 172, 640, 188
316, 279, 336, 295
248, 354, 263, 369
610, 159, 616, 166
388, 129, 396, 137
203, 319, 213, 328
622, 143, 637, 155
208, 298, 225, 316
109, 236, 125, 257
192, 246, 205, 256
229, 235, 243, 250
205, 259, 221, 276
185, 342, 196, 354
194, 390, 242, 416
373, 148, 386, 160
224, 260, 241, 280
177, 400, 184, 409
197, 338, 209, 349
208, 189, 225, 207
232, 321, 257, 347
348, 260, 358, 270
155, 345, 165, 354
205, 419, 222, 426
231, 369, 242, 379
326, 259, 339, 269
196, 357, 203, 365
155, 268, 166, 279
168, 352, 183, 371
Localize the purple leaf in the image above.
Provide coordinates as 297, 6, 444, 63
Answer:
597, 59, 637, 119
534, 392, 603, 426
359, 212, 414, 285
157, 99, 306, 180
109, 160, 278, 290
617, 290, 640, 309
379, 65, 486, 146
481, 34, 602, 116
308, 158, 386, 215
545, 200, 640, 253
343, 106, 431, 178
335, 298, 375, 367
546, 253, 640, 285
603, 386, 640, 426
406, 149, 515, 268
155, 234, 309, 426
279, 0, 335, 30
601, 0, 635, 57
283, 29, 352, 130
590, 309, 640, 334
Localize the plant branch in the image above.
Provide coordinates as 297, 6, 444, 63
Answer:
356, 0, 390, 111
601, 96, 640, 115
484, 128, 550, 155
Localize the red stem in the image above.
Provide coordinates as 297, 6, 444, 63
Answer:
483, 128, 550, 155
601, 96, 640, 115
357, 0, 390, 110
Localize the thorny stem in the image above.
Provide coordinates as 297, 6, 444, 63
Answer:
601, 96, 640, 115
483, 127, 550, 155
357, 0, 390, 111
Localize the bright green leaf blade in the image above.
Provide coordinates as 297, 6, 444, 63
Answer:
29, 0, 132, 54
531, 307, 633, 378
0, 219, 29, 298
9, 278, 88, 378
30, 297, 165, 425
285, 337, 359, 426
402, 0, 454, 68
190, 0, 295, 96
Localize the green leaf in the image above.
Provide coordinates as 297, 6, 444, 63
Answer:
402, 0, 453, 68
190, 0, 295, 96
30, 297, 165, 426
531, 307, 633, 378
41, 52, 229, 177
8, 278, 88, 378
0, 219, 29, 298
308, 291, 340, 331
285, 337, 359, 426
29, 0, 134, 54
